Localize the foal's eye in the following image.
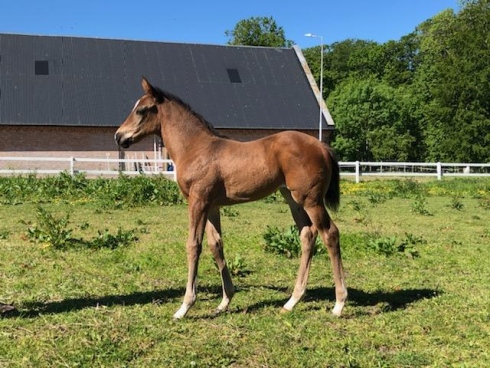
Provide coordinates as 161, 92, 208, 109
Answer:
136, 107, 148, 116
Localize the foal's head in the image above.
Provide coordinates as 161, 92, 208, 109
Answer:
115, 77, 162, 149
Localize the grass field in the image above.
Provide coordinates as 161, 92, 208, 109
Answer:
1, 177, 489, 367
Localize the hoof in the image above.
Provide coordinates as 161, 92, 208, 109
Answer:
331, 302, 344, 317
212, 307, 225, 317
0, 303, 16, 315
173, 310, 187, 320
280, 307, 291, 314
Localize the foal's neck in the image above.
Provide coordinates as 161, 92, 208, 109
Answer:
159, 101, 217, 164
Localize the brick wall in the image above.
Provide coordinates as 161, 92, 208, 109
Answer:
0, 125, 156, 171
0, 125, 331, 172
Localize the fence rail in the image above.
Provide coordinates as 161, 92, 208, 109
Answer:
1, 156, 489, 182
0, 156, 176, 180
340, 161, 490, 182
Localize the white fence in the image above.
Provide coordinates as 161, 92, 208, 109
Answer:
0, 156, 177, 180
340, 161, 490, 182
1, 156, 490, 182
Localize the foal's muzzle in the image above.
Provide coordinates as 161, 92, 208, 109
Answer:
114, 132, 132, 149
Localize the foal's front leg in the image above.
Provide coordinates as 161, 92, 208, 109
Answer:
173, 200, 209, 319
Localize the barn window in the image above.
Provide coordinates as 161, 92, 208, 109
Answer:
227, 68, 242, 83
35, 60, 49, 75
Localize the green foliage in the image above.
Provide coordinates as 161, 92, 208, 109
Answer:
411, 194, 432, 216
221, 206, 239, 218
478, 196, 490, 210
225, 16, 293, 47
263, 225, 324, 258
0, 173, 184, 207
263, 225, 300, 258
263, 190, 283, 203
329, 78, 419, 162
347, 199, 369, 224
366, 191, 389, 206
449, 197, 465, 211
87, 228, 138, 250
367, 236, 398, 256
0, 228, 11, 240
392, 179, 424, 198
226, 254, 248, 277
416, 3, 490, 162
305, 1, 490, 162
22, 206, 138, 250
22, 206, 74, 249
367, 233, 422, 258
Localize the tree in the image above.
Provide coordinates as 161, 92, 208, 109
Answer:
414, 2, 490, 161
380, 33, 420, 87
328, 78, 420, 162
225, 16, 293, 47
313, 0, 490, 162
303, 39, 382, 100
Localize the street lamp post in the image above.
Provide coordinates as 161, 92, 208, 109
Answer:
304, 33, 324, 141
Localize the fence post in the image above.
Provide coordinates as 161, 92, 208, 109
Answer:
355, 161, 360, 183
70, 157, 75, 176
437, 162, 442, 180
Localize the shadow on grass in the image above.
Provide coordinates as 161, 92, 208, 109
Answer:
2, 285, 441, 319
1, 287, 186, 318
312, 287, 442, 314
232, 286, 442, 315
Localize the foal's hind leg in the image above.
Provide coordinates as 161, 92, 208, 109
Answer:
206, 207, 234, 314
280, 188, 318, 312
305, 205, 347, 316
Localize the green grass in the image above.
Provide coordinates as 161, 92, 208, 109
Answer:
1, 177, 489, 367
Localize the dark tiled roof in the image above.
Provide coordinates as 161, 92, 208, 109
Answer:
0, 33, 330, 130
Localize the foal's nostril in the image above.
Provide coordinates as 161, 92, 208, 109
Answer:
115, 132, 132, 148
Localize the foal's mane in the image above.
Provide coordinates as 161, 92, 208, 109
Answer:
153, 85, 226, 138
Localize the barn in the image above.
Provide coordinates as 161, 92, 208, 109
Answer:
0, 33, 333, 173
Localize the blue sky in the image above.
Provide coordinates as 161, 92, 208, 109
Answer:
0, 0, 459, 48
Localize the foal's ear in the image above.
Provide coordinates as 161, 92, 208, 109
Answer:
141, 77, 155, 96
141, 77, 164, 103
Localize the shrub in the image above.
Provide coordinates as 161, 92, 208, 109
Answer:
366, 191, 389, 206
263, 190, 283, 203
221, 207, 239, 218
393, 179, 424, 198
367, 233, 422, 258
86, 228, 138, 249
449, 196, 464, 211
22, 206, 74, 249
411, 194, 432, 216
263, 225, 325, 258
0, 228, 11, 240
227, 254, 248, 276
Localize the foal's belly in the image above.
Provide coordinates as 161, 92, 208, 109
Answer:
217, 163, 283, 204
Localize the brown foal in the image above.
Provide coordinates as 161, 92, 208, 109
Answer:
115, 78, 347, 319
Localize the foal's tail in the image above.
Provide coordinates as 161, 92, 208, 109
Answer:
325, 145, 340, 212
